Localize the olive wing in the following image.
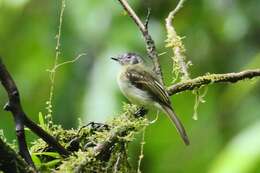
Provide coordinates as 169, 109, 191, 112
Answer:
126, 69, 171, 107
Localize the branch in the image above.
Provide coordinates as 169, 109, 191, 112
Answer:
165, 0, 190, 81
0, 58, 69, 165
93, 107, 148, 161
0, 139, 34, 173
117, 0, 146, 32
0, 58, 35, 168
167, 0, 185, 20
117, 0, 163, 83
167, 69, 260, 95
94, 128, 124, 161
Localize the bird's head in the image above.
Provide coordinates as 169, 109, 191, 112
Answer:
111, 53, 143, 66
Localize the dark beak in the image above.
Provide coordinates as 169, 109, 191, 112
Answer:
111, 57, 119, 61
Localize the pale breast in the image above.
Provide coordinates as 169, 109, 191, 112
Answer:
117, 70, 152, 106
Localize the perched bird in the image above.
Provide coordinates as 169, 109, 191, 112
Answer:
111, 53, 190, 145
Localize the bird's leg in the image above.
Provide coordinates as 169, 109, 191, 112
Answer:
134, 107, 148, 117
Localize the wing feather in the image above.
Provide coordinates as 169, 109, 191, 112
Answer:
126, 69, 171, 107
125, 68, 190, 145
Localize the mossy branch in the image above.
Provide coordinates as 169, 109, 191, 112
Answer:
167, 69, 260, 95
28, 105, 148, 172
165, 0, 190, 81
93, 106, 148, 160
0, 139, 34, 173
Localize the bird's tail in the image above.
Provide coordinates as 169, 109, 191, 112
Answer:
161, 105, 190, 145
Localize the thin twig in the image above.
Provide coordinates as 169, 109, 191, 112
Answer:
46, 0, 66, 122
167, 69, 260, 95
144, 8, 151, 30
168, 0, 186, 19
165, 0, 190, 81
118, 0, 146, 32
46, 53, 86, 73
117, 0, 163, 83
54, 0, 66, 75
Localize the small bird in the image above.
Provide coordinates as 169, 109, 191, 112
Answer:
111, 53, 190, 145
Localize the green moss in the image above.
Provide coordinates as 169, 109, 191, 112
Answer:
28, 104, 148, 172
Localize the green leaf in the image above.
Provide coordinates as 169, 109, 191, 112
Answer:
38, 112, 45, 129
31, 154, 42, 168
33, 152, 61, 159
24, 127, 31, 131
43, 159, 61, 168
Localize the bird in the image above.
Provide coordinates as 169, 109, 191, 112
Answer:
111, 52, 190, 145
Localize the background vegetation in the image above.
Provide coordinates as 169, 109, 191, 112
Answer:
0, 0, 260, 172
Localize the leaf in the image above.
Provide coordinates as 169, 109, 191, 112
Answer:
31, 154, 42, 168
38, 112, 45, 128
43, 159, 61, 168
33, 152, 61, 159
24, 127, 31, 131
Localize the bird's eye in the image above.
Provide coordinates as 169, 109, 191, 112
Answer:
127, 56, 131, 59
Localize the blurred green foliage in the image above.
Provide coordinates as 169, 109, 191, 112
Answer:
0, 0, 260, 172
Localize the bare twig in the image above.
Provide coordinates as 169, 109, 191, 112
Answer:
167, 69, 260, 95
46, 53, 86, 73
0, 58, 69, 164
167, 0, 186, 19
165, 0, 190, 81
118, 0, 145, 32
144, 8, 151, 30
53, 0, 66, 80
0, 59, 35, 168
117, 0, 163, 83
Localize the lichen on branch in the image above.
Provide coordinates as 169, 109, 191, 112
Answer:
29, 104, 149, 172
167, 69, 260, 95
165, 0, 191, 81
